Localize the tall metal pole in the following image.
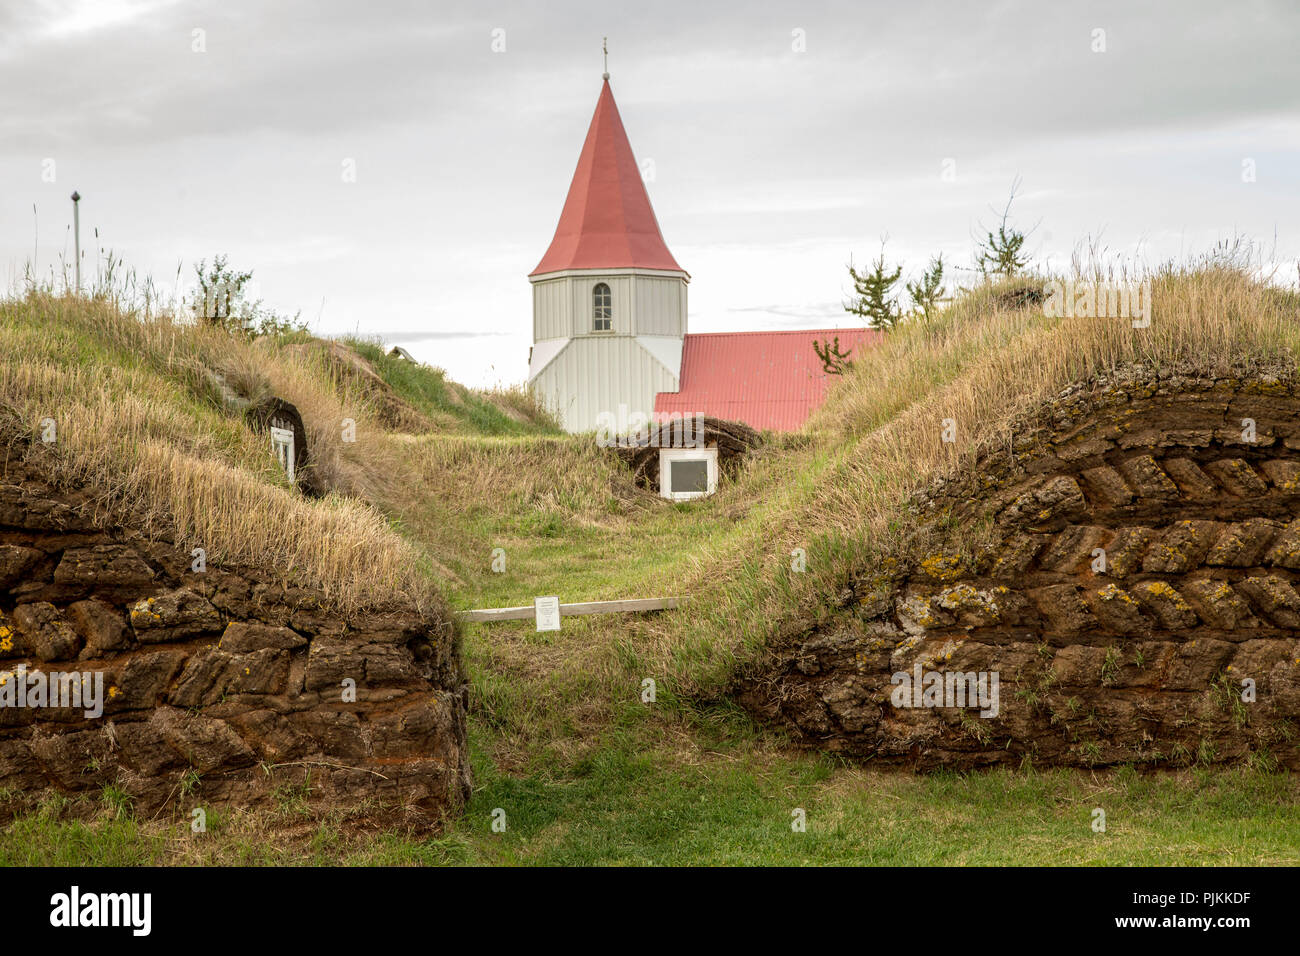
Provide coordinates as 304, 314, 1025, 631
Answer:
70, 191, 81, 294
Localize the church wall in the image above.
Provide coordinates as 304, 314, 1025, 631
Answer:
532, 277, 571, 341
533, 336, 680, 433
569, 276, 632, 335
634, 276, 687, 337
535, 272, 688, 340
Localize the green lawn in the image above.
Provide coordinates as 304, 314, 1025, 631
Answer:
5, 723, 1297, 865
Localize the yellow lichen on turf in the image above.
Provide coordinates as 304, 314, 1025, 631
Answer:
1098, 583, 1138, 605
919, 553, 966, 582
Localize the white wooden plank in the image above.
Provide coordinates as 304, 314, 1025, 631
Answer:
458, 597, 682, 624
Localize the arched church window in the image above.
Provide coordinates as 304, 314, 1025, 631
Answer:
593, 283, 612, 331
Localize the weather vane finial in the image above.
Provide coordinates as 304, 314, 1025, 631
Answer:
602, 37, 609, 80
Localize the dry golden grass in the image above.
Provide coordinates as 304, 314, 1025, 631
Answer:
0, 292, 440, 613
633, 262, 1300, 696
478, 382, 560, 429
807, 264, 1298, 541
405, 434, 650, 523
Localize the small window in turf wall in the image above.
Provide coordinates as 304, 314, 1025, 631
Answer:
270, 425, 296, 484
246, 397, 311, 492
658, 447, 718, 501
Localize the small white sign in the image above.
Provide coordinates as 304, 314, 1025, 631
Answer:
535, 596, 561, 632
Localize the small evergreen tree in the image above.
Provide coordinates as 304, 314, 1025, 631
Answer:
812, 336, 853, 375
975, 180, 1031, 278
906, 254, 946, 321
846, 243, 903, 330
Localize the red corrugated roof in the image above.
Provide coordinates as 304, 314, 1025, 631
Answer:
531, 79, 685, 277
655, 328, 882, 432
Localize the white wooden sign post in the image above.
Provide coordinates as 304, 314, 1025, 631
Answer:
534, 596, 561, 632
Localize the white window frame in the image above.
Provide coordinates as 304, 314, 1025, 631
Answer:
658, 447, 718, 501
592, 282, 612, 332
270, 425, 296, 484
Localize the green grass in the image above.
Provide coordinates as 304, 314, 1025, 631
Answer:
453, 747, 1300, 866
0, 817, 167, 866
5, 733, 1297, 865
449, 490, 732, 610
343, 337, 559, 437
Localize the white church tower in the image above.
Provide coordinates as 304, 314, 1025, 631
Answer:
528, 71, 688, 433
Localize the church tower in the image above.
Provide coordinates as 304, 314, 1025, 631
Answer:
528, 72, 689, 433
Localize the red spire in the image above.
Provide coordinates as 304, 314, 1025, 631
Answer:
531, 79, 685, 277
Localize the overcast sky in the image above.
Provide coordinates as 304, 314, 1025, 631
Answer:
4, 0, 1298, 387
